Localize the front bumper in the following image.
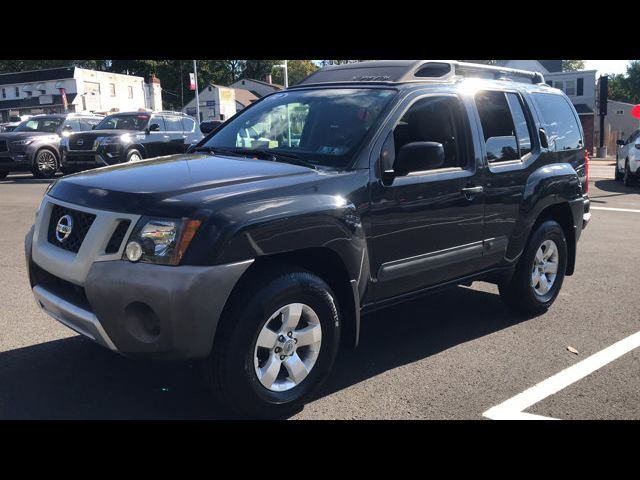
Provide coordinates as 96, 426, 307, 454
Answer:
0, 143, 34, 171
62, 144, 124, 170
26, 226, 253, 359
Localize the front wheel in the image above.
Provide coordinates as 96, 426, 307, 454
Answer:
126, 149, 142, 162
499, 219, 568, 315
624, 161, 635, 187
614, 161, 623, 181
31, 149, 59, 178
205, 268, 341, 418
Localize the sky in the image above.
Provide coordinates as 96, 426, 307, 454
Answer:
583, 60, 630, 76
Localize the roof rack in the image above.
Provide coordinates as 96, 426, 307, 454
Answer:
294, 60, 545, 87
154, 110, 191, 116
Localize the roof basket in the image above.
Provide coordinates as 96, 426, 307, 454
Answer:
294, 60, 545, 86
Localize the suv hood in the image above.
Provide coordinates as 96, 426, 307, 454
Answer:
70, 129, 140, 139
47, 153, 323, 216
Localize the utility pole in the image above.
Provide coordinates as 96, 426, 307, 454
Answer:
597, 75, 608, 158
193, 60, 200, 122
180, 60, 184, 111
274, 61, 290, 146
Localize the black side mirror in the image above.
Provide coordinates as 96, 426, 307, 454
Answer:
539, 128, 549, 149
200, 121, 223, 134
395, 142, 444, 175
617, 139, 626, 146
148, 123, 160, 132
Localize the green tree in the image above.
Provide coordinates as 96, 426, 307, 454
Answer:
562, 60, 585, 71
607, 61, 640, 104
243, 60, 279, 82
271, 60, 319, 86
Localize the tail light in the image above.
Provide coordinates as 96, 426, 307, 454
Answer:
584, 149, 589, 194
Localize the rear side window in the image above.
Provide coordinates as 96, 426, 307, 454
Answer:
506, 93, 533, 157
475, 91, 519, 163
531, 93, 582, 151
181, 117, 195, 132
164, 116, 182, 132
63, 119, 81, 132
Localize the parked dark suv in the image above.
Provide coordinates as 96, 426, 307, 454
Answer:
60, 111, 203, 173
0, 113, 103, 179
26, 61, 590, 418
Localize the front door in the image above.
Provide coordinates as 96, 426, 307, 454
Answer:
369, 93, 486, 301
146, 115, 169, 158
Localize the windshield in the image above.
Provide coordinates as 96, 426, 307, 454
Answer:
202, 88, 396, 168
95, 114, 150, 131
14, 117, 63, 133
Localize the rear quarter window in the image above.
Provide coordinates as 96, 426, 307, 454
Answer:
531, 93, 582, 151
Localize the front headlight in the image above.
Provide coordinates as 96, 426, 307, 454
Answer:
11, 138, 34, 145
123, 216, 202, 265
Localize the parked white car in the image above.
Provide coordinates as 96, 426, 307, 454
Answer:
615, 129, 640, 186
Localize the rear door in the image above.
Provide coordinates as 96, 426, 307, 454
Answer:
472, 89, 539, 268
369, 92, 486, 301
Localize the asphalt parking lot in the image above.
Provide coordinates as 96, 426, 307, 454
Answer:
0, 161, 638, 419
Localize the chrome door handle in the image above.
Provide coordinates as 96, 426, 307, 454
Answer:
461, 186, 483, 194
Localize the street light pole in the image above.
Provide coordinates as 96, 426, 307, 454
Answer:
193, 60, 200, 122
274, 61, 290, 146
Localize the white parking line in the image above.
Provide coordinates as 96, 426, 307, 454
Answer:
591, 206, 640, 213
483, 330, 640, 420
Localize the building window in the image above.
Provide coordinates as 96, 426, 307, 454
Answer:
565, 79, 576, 96
577, 78, 584, 96
15, 87, 19, 97
546, 81, 553, 87
616, 110, 624, 115
26, 91, 32, 97
109, 83, 116, 97
208, 86, 212, 92
128, 85, 133, 99
553, 80, 564, 91
40, 89, 46, 95
1, 88, 5, 99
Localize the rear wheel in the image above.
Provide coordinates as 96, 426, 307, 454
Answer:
499, 219, 567, 315
31, 149, 58, 178
204, 268, 341, 418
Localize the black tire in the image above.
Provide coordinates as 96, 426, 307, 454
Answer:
614, 161, 623, 181
31, 148, 59, 178
0, 170, 8, 179
125, 149, 143, 163
204, 267, 341, 419
499, 219, 568, 315
623, 160, 635, 187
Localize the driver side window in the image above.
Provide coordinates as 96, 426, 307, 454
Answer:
392, 95, 469, 170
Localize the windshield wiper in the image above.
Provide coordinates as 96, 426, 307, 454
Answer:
194, 146, 318, 170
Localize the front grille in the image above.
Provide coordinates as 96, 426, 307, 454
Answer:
0, 140, 7, 152
105, 220, 131, 254
68, 135, 95, 151
47, 204, 96, 253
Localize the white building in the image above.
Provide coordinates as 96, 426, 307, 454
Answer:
0, 66, 163, 121
183, 84, 259, 122
229, 77, 283, 98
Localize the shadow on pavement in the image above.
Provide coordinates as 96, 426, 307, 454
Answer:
0, 285, 527, 419
593, 179, 639, 195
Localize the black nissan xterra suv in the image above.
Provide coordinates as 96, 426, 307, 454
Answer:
26, 61, 590, 418
60, 110, 202, 174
